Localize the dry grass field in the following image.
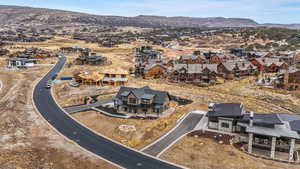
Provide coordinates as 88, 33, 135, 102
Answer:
6, 36, 299, 169
161, 136, 300, 169
0, 59, 117, 169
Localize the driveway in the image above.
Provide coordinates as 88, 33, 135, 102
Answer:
142, 111, 207, 157
64, 97, 113, 114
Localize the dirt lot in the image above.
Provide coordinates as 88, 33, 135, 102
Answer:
0, 59, 117, 169
161, 135, 300, 169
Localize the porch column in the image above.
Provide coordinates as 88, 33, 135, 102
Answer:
248, 133, 253, 154
289, 138, 296, 162
270, 136, 276, 159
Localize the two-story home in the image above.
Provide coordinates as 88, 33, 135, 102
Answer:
206, 102, 300, 162
276, 67, 300, 90
178, 55, 207, 64
168, 64, 218, 85
134, 46, 162, 64
114, 86, 171, 118
206, 103, 246, 133
7, 58, 38, 69
74, 51, 108, 65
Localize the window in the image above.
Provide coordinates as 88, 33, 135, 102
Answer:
129, 98, 137, 104
221, 122, 230, 128
142, 99, 150, 104
123, 107, 128, 112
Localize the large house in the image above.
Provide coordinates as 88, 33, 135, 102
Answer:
217, 60, 257, 79
168, 64, 218, 85
74, 52, 108, 65
7, 58, 38, 69
250, 58, 288, 73
134, 46, 161, 63
74, 69, 128, 86
207, 103, 300, 162
276, 67, 300, 90
114, 86, 171, 118
60, 46, 91, 54
178, 55, 207, 64
207, 103, 246, 133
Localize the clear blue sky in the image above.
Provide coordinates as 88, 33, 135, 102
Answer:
1, 0, 300, 24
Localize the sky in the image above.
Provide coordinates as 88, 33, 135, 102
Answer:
1, 0, 300, 24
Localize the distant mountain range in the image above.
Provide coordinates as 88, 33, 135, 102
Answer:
0, 5, 299, 29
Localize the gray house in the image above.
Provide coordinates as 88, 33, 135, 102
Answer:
7, 58, 38, 69
206, 103, 300, 162
114, 86, 171, 118
206, 103, 246, 132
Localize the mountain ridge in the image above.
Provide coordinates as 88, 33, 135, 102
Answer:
0, 5, 299, 29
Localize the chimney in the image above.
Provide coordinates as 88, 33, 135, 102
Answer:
250, 112, 254, 127
208, 103, 215, 111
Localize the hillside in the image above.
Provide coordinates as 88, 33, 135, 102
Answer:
0, 5, 299, 29
0, 5, 258, 28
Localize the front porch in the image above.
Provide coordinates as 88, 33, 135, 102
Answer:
240, 133, 300, 162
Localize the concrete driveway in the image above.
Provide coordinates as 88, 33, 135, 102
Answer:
142, 111, 207, 157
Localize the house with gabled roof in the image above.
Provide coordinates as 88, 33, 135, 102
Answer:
7, 58, 38, 69
178, 55, 207, 64
250, 58, 287, 73
114, 86, 171, 118
217, 60, 257, 79
168, 64, 218, 85
206, 102, 300, 162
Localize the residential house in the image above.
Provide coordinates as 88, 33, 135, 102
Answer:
142, 63, 168, 79
168, 64, 218, 85
276, 67, 300, 90
134, 46, 162, 63
207, 103, 246, 133
250, 58, 288, 73
7, 58, 38, 69
206, 103, 300, 162
238, 113, 300, 162
178, 55, 207, 64
60, 46, 91, 53
114, 86, 171, 118
74, 52, 108, 65
100, 68, 129, 86
217, 60, 257, 79
74, 69, 128, 86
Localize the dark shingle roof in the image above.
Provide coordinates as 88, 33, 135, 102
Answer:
290, 120, 300, 132
240, 113, 283, 125
116, 86, 170, 104
277, 113, 299, 122
207, 103, 244, 117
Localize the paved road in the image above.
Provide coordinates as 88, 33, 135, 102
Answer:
142, 112, 204, 157
64, 98, 113, 114
33, 56, 182, 169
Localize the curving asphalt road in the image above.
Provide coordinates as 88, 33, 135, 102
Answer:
33, 56, 183, 169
